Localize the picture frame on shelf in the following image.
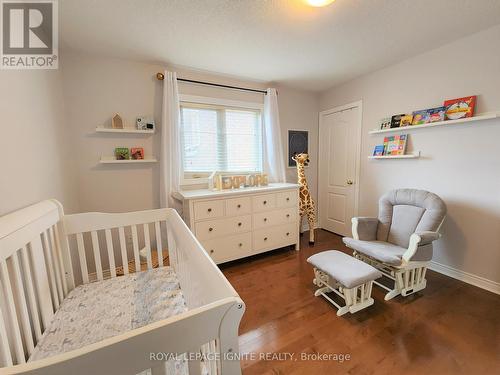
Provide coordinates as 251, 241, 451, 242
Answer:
131, 147, 144, 160
114, 147, 130, 160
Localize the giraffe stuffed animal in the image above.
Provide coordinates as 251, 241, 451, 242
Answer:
292, 153, 316, 245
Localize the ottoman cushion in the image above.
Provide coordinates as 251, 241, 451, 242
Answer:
307, 250, 382, 288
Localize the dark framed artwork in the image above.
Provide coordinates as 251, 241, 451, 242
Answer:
288, 130, 309, 167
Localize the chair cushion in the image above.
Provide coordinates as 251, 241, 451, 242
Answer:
377, 189, 447, 246
343, 237, 406, 265
388, 205, 425, 248
307, 250, 382, 288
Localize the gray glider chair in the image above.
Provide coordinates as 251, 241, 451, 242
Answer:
343, 189, 446, 300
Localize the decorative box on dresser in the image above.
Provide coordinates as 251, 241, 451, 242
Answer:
176, 183, 300, 264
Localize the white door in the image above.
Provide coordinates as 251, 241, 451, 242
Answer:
318, 105, 361, 236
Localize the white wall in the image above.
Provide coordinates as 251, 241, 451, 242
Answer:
61, 51, 319, 216
0, 69, 79, 215
319, 25, 500, 286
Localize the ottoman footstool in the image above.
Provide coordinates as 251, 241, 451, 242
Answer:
307, 250, 382, 316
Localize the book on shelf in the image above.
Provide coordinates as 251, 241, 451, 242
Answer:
383, 134, 407, 156
444, 96, 476, 120
373, 145, 385, 156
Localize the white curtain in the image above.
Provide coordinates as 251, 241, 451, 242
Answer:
160, 71, 183, 211
263, 88, 286, 183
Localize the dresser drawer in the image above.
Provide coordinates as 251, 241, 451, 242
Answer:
202, 232, 252, 264
252, 193, 276, 212
225, 197, 252, 216
253, 223, 298, 251
193, 200, 224, 221
253, 207, 297, 230
195, 215, 252, 241
276, 190, 298, 208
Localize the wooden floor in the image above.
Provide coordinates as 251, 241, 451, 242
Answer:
221, 229, 500, 375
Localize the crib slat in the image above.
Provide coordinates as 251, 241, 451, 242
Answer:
42, 231, 60, 308
131, 225, 140, 270
53, 224, 68, 296
0, 259, 26, 364
118, 227, 128, 275
91, 231, 103, 281
143, 223, 152, 270
11, 253, 35, 355
20, 246, 42, 341
105, 229, 117, 278
48, 227, 64, 302
155, 221, 163, 267
76, 233, 89, 284
0, 305, 13, 366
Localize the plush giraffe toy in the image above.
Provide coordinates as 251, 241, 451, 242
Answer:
292, 153, 316, 245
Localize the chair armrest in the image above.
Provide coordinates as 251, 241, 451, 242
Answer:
402, 231, 441, 262
351, 217, 378, 241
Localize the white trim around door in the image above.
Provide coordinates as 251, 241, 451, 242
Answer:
318, 100, 363, 232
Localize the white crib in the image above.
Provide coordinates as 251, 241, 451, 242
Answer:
0, 200, 245, 375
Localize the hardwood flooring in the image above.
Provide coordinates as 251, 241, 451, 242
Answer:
221, 229, 500, 375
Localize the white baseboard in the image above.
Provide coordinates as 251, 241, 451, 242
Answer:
429, 261, 500, 295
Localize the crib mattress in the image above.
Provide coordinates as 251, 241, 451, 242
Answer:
29, 266, 187, 366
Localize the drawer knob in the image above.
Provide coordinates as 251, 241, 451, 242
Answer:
286, 214, 290, 218
209, 227, 213, 232
238, 243, 243, 247
237, 204, 241, 208
238, 222, 242, 227
264, 237, 268, 241
286, 232, 290, 236
264, 218, 267, 222
207, 208, 212, 213
263, 200, 267, 205
286, 197, 290, 201
210, 249, 214, 254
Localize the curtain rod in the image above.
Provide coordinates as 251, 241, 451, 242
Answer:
156, 73, 267, 94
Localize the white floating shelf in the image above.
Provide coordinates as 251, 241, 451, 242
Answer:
99, 157, 157, 164
369, 113, 498, 135
369, 152, 420, 160
96, 127, 155, 134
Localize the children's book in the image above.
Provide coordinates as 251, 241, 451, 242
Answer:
412, 110, 430, 125
114, 147, 130, 160
444, 96, 476, 120
428, 106, 446, 123
373, 145, 385, 156
383, 135, 407, 156
400, 114, 414, 127
390, 114, 405, 128
379, 117, 391, 130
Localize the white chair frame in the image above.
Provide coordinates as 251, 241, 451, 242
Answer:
349, 217, 445, 301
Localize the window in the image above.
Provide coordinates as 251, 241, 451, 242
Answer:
180, 101, 263, 175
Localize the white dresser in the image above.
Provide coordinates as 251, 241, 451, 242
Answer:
176, 183, 300, 264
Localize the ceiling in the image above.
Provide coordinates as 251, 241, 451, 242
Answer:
60, 0, 500, 91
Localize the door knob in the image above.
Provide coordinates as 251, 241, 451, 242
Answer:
346, 179, 354, 185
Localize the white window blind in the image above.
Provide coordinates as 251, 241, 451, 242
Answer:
180, 103, 263, 173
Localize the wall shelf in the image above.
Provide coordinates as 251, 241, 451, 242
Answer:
96, 127, 155, 134
369, 152, 420, 160
99, 157, 157, 164
369, 113, 498, 135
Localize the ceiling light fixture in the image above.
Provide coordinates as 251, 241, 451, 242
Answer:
306, 0, 336, 7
